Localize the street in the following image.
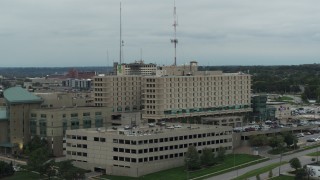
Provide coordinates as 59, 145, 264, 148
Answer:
0, 155, 27, 166
206, 147, 319, 180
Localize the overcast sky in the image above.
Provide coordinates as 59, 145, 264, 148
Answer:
1, 0, 320, 67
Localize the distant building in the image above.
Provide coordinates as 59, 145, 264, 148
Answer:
62, 78, 92, 90
29, 106, 111, 156
114, 61, 157, 76
266, 102, 292, 121
1, 87, 43, 154
66, 69, 96, 79
94, 61, 251, 124
0, 86, 120, 156
66, 124, 232, 177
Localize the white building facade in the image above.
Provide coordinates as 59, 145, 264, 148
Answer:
66, 124, 232, 177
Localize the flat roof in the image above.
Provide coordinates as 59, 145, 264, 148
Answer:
68, 123, 231, 137
4, 86, 43, 104
0, 107, 7, 120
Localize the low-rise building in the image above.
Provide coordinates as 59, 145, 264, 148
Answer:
267, 102, 292, 121
30, 106, 112, 156
66, 124, 233, 177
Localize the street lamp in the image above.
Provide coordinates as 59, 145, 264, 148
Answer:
186, 158, 190, 180
278, 151, 282, 176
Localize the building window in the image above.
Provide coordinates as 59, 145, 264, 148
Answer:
83, 112, 90, 117
95, 118, 103, 128
30, 121, 37, 135
71, 120, 79, 130
83, 119, 91, 129
71, 113, 78, 118
62, 121, 67, 135
39, 121, 47, 137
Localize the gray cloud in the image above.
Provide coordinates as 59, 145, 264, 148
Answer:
1, 0, 320, 67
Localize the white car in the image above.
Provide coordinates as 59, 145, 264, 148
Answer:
305, 132, 312, 135
174, 125, 182, 128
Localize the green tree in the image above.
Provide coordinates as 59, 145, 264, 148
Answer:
295, 168, 306, 180
268, 135, 284, 149
0, 161, 14, 177
283, 132, 298, 148
289, 158, 301, 171
216, 146, 226, 163
200, 148, 215, 166
28, 147, 49, 171
185, 146, 201, 170
249, 135, 268, 147
56, 160, 86, 180
24, 135, 48, 155
40, 160, 56, 179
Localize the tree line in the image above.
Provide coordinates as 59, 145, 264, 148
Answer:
0, 161, 14, 178
201, 64, 320, 101
184, 145, 226, 170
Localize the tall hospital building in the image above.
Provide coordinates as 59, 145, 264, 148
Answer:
66, 61, 252, 176
94, 61, 251, 125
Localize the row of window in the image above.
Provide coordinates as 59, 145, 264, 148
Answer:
112, 132, 231, 145
113, 139, 231, 154
67, 143, 87, 149
30, 112, 102, 118
67, 151, 87, 157
112, 146, 232, 163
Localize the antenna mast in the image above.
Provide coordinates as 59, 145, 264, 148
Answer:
119, 2, 123, 64
171, 0, 178, 66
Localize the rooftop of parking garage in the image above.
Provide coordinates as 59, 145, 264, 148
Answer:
68, 123, 232, 137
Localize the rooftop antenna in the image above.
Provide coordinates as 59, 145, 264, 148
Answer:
119, 2, 123, 64
140, 48, 143, 61
171, 0, 178, 66
106, 49, 109, 73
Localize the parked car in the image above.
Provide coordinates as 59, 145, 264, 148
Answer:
307, 138, 317, 142
296, 133, 304, 138
305, 132, 312, 135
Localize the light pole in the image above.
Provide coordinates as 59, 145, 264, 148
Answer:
278, 151, 282, 176
186, 158, 190, 180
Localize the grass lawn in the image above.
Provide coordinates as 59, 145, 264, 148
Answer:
100, 154, 266, 180
307, 151, 320, 156
2, 171, 40, 180
271, 175, 294, 180
268, 148, 293, 155
277, 96, 294, 102
231, 161, 287, 180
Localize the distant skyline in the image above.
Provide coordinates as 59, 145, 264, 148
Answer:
1, 0, 320, 67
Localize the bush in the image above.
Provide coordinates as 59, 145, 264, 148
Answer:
185, 146, 201, 170
0, 161, 14, 178
268, 170, 273, 178
289, 158, 301, 171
